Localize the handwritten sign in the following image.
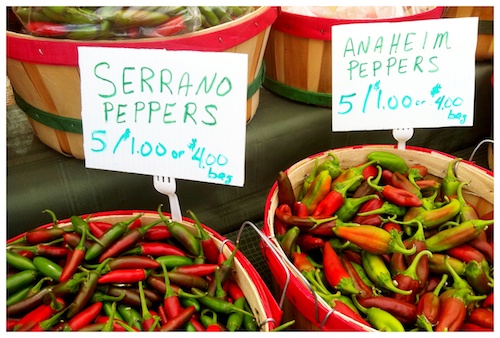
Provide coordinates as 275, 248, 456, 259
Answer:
331, 17, 478, 131
78, 47, 248, 187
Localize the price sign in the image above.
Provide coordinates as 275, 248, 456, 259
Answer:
331, 17, 478, 131
78, 47, 247, 186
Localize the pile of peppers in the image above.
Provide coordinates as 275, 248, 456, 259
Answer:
6, 206, 262, 332
11, 6, 255, 40
275, 151, 494, 332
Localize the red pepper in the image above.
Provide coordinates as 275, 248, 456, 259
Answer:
404, 221, 429, 291
391, 171, 422, 198
94, 316, 130, 331
107, 255, 160, 271
296, 233, 324, 252
367, 177, 422, 207
293, 201, 309, 217
291, 251, 315, 273
467, 307, 493, 330
352, 197, 384, 226
159, 261, 182, 320
173, 263, 218, 277
66, 301, 103, 331
332, 222, 416, 255
339, 253, 374, 298
482, 292, 493, 308
188, 210, 219, 264
145, 15, 186, 37
98, 219, 163, 262
313, 175, 363, 217
408, 164, 428, 178
88, 221, 111, 238
460, 322, 493, 331
301, 170, 333, 214
14, 294, 65, 331
435, 289, 468, 332
380, 169, 394, 185
60, 231, 87, 282
415, 273, 448, 330
382, 222, 402, 233
159, 306, 196, 331
144, 225, 172, 241
26, 21, 68, 37
322, 241, 360, 295
275, 203, 337, 231
123, 242, 187, 257
415, 179, 440, 191
356, 296, 418, 326
98, 268, 148, 284
227, 279, 245, 301
393, 250, 433, 304
467, 229, 493, 263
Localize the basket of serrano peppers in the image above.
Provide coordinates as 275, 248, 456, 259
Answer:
6, 207, 282, 331
263, 144, 493, 331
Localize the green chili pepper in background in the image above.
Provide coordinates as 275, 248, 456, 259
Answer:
41, 6, 68, 22
191, 287, 254, 316
180, 297, 201, 312
6, 269, 40, 295
7, 249, 36, 271
102, 301, 125, 321
117, 303, 143, 331
316, 152, 342, 180
357, 200, 407, 218
157, 205, 201, 256
85, 213, 143, 261
361, 251, 412, 295
242, 301, 259, 331
456, 181, 480, 222
32, 256, 62, 282
15, 7, 51, 23
298, 158, 319, 200
71, 215, 104, 247
301, 170, 332, 214
424, 218, 493, 252
441, 158, 463, 197
351, 295, 405, 331
402, 197, 461, 229
280, 226, 300, 258
335, 194, 379, 222
155, 255, 194, 269
367, 151, 408, 174
332, 160, 377, 193
226, 296, 247, 331
199, 6, 220, 26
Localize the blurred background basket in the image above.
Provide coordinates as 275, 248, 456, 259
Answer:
6, 6, 278, 159
443, 6, 493, 60
262, 7, 444, 106
262, 144, 493, 331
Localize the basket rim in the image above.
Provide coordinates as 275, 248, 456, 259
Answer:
272, 6, 445, 41
7, 6, 278, 66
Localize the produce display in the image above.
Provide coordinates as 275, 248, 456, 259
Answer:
11, 6, 255, 39
273, 150, 493, 332
6, 208, 266, 332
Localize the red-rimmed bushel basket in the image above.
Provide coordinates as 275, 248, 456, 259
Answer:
263, 6, 444, 107
262, 144, 493, 331
7, 210, 282, 331
7, 6, 278, 159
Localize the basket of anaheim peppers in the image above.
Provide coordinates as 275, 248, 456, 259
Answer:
262, 145, 493, 331
11, 6, 256, 39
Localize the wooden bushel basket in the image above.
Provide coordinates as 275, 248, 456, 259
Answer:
7, 7, 278, 159
7, 210, 282, 331
263, 7, 444, 106
443, 6, 494, 60
262, 144, 493, 331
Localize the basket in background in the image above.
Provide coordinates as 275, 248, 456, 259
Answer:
7, 7, 278, 159
262, 7, 445, 107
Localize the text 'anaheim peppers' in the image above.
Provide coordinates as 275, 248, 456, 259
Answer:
273, 150, 494, 332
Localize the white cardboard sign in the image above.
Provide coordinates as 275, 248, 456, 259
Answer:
331, 17, 478, 131
78, 47, 248, 187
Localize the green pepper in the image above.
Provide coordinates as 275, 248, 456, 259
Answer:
300, 169, 332, 214
280, 226, 300, 258
199, 6, 220, 26
367, 151, 408, 174
7, 269, 40, 295
298, 158, 319, 200
32, 256, 63, 282
361, 251, 412, 295
351, 295, 405, 331
316, 152, 342, 180
7, 249, 36, 271
441, 158, 463, 197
